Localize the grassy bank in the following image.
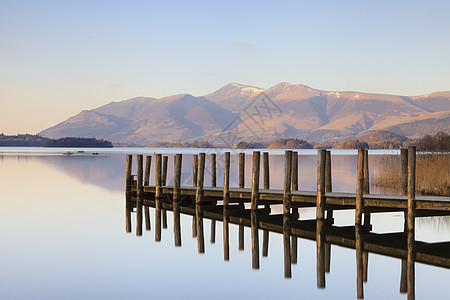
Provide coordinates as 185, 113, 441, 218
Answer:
372, 153, 450, 196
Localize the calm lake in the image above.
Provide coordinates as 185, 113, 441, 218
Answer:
0, 148, 448, 299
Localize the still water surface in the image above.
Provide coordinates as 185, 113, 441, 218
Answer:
0, 148, 448, 299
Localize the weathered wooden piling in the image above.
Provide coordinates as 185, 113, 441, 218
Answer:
317, 150, 326, 220
284, 150, 292, 216
136, 200, 142, 236
251, 210, 260, 269
239, 224, 245, 251
126, 155, 132, 193
283, 217, 291, 278
316, 219, 325, 287
262, 230, 269, 257
251, 151, 261, 211
210, 153, 217, 243
144, 155, 151, 186
125, 201, 132, 233
363, 150, 371, 228
401, 149, 408, 196
407, 230, 415, 300
355, 149, 365, 226
137, 154, 143, 198
193, 155, 198, 187
162, 156, 168, 229
355, 225, 364, 299
155, 154, 162, 242
400, 259, 407, 293
263, 152, 269, 190
407, 147, 416, 232
223, 152, 230, 261
196, 153, 205, 253
291, 211, 298, 264
145, 206, 151, 231
292, 151, 298, 191
173, 153, 182, 247
325, 150, 331, 193
239, 153, 245, 188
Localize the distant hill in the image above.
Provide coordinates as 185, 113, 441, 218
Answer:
0, 134, 113, 148
39, 83, 450, 145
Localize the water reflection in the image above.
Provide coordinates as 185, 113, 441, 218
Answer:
125, 197, 449, 300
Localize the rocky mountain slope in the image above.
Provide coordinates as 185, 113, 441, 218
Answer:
39, 83, 450, 145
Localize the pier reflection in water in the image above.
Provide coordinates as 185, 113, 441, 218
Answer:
126, 198, 448, 300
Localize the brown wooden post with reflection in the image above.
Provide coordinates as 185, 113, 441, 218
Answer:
317, 219, 326, 288
210, 153, 216, 244
144, 155, 151, 186
155, 154, 162, 242
136, 197, 143, 236
125, 155, 132, 193
239, 152, 245, 250
355, 149, 365, 226
324, 150, 332, 273
317, 150, 326, 220
407, 147, 416, 300
262, 152, 270, 257
162, 156, 168, 229
173, 153, 182, 247
223, 152, 230, 261
196, 153, 205, 253
283, 150, 292, 277
144, 206, 151, 231
355, 225, 364, 299
192, 154, 198, 237
363, 149, 371, 228
400, 148, 408, 293
251, 151, 260, 269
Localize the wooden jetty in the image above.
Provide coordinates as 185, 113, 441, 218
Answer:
125, 147, 450, 300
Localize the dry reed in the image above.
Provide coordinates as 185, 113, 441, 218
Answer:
371, 153, 450, 196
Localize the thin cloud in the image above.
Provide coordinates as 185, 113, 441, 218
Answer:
110, 83, 121, 88
230, 42, 252, 48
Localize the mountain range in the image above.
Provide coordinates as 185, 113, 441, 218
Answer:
39, 83, 450, 145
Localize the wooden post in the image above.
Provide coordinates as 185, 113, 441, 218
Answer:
223, 152, 230, 261
144, 155, 151, 186
173, 154, 182, 247
262, 230, 269, 257
162, 156, 168, 185
407, 147, 416, 232
210, 153, 217, 243
325, 151, 332, 193
401, 149, 408, 196
292, 151, 298, 191
155, 154, 162, 242
263, 152, 269, 190
125, 200, 132, 233
363, 250, 368, 282
291, 211, 298, 264
239, 224, 245, 251
363, 149, 371, 228
284, 150, 292, 216
400, 259, 407, 293
407, 230, 415, 300
355, 148, 365, 226
196, 153, 205, 253
239, 152, 245, 188
136, 154, 143, 198
193, 155, 198, 187
283, 216, 291, 278
262, 151, 270, 257
325, 242, 331, 273
251, 210, 259, 269
317, 150, 326, 220
251, 151, 260, 211
126, 155, 132, 193
355, 225, 364, 299
144, 206, 151, 231
317, 219, 325, 287
162, 156, 168, 229
136, 199, 142, 236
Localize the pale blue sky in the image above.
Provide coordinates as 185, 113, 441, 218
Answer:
1, 0, 449, 134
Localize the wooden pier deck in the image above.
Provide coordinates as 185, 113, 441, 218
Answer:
125, 147, 449, 299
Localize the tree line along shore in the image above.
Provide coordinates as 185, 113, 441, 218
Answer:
0, 134, 113, 148
1, 130, 448, 151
